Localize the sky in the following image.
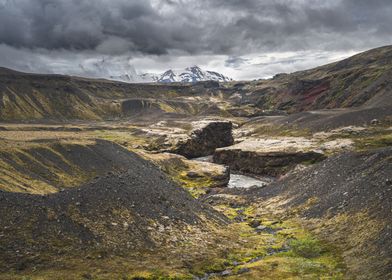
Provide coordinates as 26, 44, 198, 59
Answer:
0, 0, 391, 80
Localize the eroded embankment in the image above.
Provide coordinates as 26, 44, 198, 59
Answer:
0, 139, 141, 194
213, 138, 326, 177
0, 140, 236, 279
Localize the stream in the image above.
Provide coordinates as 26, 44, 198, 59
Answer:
191, 155, 280, 279
192, 155, 275, 189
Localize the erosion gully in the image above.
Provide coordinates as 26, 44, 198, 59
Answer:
191, 155, 284, 279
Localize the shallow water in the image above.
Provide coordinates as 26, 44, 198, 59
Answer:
228, 174, 273, 189
191, 155, 274, 189
192, 155, 214, 162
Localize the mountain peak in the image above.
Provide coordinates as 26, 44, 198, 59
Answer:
111, 66, 232, 84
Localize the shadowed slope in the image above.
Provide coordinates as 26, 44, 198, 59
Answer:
248, 147, 392, 279
0, 144, 228, 273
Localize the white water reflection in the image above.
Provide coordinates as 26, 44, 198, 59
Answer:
191, 155, 274, 189
228, 174, 272, 189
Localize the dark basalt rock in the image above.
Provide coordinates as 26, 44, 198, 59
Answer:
174, 121, 234, 158
213, 149, 325, 177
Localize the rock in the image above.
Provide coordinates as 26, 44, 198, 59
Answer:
371, 119, 380, 125
237, 267, 250, 274
213, 138, 326, 176
186, 171, 202, 178
255, 225, 277, 234
256, 225, 267, 230
221, 269, 232, 276
174, 121, 234, 158
248, 219, 261, 228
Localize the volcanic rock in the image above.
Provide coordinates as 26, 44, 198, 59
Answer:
213, 138, 326, 176
173, 120, 234, 158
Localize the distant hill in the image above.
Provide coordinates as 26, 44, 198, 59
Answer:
242, 45, 392, 112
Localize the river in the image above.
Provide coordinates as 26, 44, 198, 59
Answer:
192, 155, 274, 189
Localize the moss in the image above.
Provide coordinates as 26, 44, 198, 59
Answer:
158, 102, 177, 113
94, 130, 149, 149
289, 237, 324, 258
354, 133, 392, 151
252, 124, 312, 138
321, 126, 392, 152
214, 204, 239, 220
139, 152, 228, 198
201, 201, 347, 279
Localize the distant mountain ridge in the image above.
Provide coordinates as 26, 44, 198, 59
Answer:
110, 66, 232, 83
0, 45, 391, 121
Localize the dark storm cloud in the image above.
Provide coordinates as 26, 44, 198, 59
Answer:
0, 0, 392, 80
225, 56, 249, 69
0, 0, 392, 56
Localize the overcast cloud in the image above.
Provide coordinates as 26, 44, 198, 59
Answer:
0, 0, 391, 80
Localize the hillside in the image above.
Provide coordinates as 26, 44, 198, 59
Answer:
243, 147, 392, 279
0, 139, 233, 278
0, 68, 224, 121
0, 46, 391, 122
240, 45, 392, 112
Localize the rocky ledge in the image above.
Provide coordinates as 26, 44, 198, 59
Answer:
213, 137, 326, 177
172, 120, 234, 158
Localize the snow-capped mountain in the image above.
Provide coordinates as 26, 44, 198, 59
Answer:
111, 66, 232, 83
158, 66, 232, 83
78, 58, 231, 83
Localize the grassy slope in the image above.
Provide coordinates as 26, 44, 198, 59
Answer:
0, 138, 143, 194
241, 45, 392, 112
0, 68, 233, 121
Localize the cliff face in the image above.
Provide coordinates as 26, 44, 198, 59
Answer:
173, 121, 234, 158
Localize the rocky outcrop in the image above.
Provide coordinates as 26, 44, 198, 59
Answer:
141, 152, 230, 190
213, 138, 326, 177
173, 121, 234, 158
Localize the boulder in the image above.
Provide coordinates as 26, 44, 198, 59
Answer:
213, 138, 326, 177
173, 120, 234, 158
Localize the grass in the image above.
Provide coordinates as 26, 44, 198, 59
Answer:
1, 202, 346, 280
289, 237, 323, 258
251, 124, 312, 138
193, 202, 347, 280
0, 141, 97, 194
354, 133, 392, 151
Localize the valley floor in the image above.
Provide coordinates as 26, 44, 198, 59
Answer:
0, 117, 391, 280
